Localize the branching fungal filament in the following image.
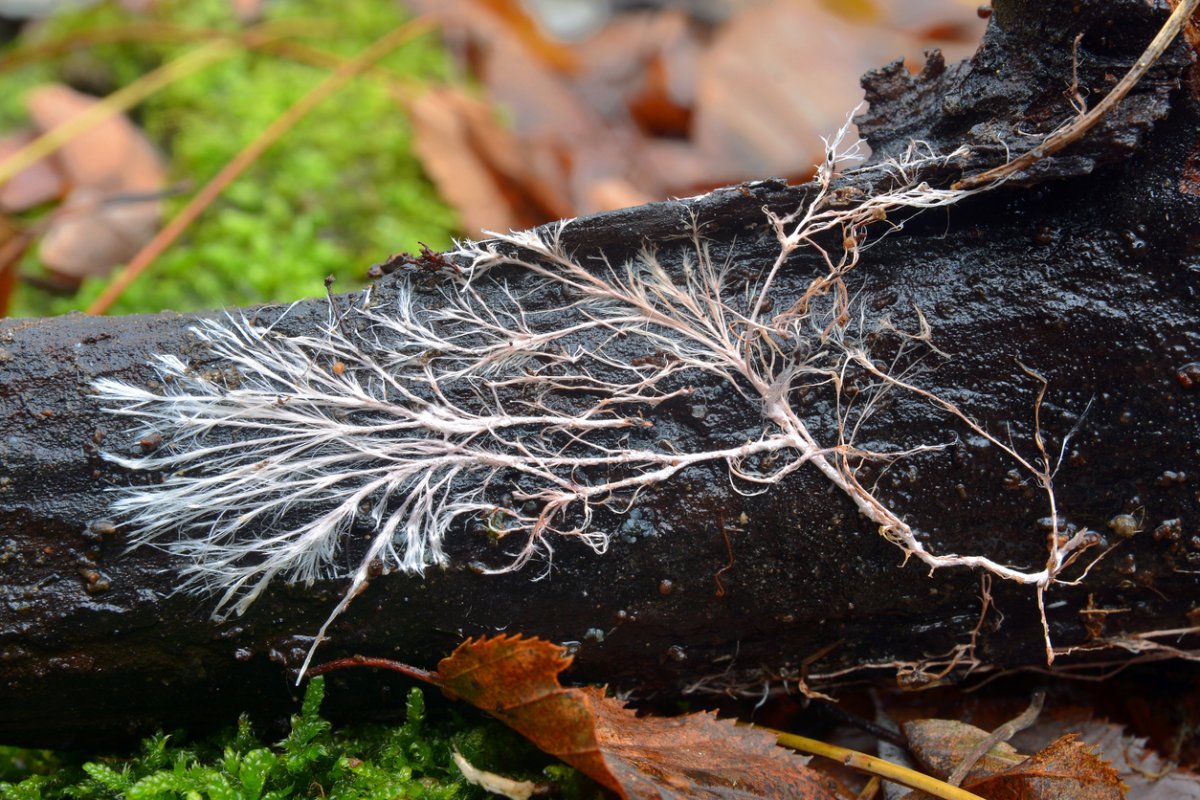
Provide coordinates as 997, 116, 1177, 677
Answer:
95, 120, 1098, 677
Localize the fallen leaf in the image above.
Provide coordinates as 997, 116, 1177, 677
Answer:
693, 0, 910, 182
873, 0, 989, 61
1011, 713, 1200, 800
409, 0, 990, 222
1071, 721, 1200, 800
585, 689, 844, 799
437, 635, 840, 799
904, 718, 1026, 787
25, 84, 164, 192
39, 187, 162, 279
409, 0, 594, 142
598, 11, 697, 140
25, 84, 166, 278
407, 0, 677, 215
409, 86, 572, 235
473, 0, 580, 74
965, 734, 1126, 800
902, 713, 1128, 800
0, 130, 65, 212
585, 177, 653, 213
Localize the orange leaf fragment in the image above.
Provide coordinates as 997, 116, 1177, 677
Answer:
437, 635, 839, 799
964, 734, 1126, 800
1025, 715, 1200, 799
437, 635, 612, 788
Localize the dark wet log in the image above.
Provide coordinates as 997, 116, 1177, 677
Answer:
2, 0, 1199, 747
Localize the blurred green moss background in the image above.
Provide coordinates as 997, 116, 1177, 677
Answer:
0, 0, 459, 317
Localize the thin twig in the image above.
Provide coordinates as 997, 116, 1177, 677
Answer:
855, 776, 881, 800
954, 0, 1200, 190
0, 19, 319, 72
86, 17, 435, 315
946, 691, 1045, 786
0, 20, 427, 101
307, 654, 438, 685
713, 511, 735, 598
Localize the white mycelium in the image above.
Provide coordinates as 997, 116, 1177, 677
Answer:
94, 126, 1098, 672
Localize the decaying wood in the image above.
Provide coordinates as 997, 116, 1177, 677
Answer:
1, 0, 1198, 747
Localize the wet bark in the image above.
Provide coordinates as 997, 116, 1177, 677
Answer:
2, 0, 1199, 747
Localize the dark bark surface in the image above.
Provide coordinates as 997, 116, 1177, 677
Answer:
2, 0, 1199, 748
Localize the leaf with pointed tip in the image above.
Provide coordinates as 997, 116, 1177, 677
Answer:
964, 734, 1125, 800
436, 635, 838, 799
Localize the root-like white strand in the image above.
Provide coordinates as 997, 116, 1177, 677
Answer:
94, 120, 1095, 676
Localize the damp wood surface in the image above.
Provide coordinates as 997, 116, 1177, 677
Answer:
1, 0, 1199, 748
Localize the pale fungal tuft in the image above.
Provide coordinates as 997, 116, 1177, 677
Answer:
94, 119, 1099, 676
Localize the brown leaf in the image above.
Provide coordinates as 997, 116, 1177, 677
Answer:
472, 0, 580, 74
1067, 720, 1200, 800
904, 718, 1026, 786
585, 177, 653, 213
694, 0, 985, 183
409, 0, 655, 216
872, 0, 989, 59
437, 635, 838, 799
26, 84, 165, 193
437, 635, 612, 787
964, 734, 1126, 800
1011, 713, 1200, 800
587, 688, 844, 799
0, 131, 65, 213
693, 0, 910, 183
410, 87, 572, 235
25, 84, 166, 278
39, 187, 162, 279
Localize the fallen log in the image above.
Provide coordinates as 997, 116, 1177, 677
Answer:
1, 0, 1198, 748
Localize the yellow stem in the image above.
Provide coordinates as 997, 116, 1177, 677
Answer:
768, 729, 987, 800
855, 776, 881, 800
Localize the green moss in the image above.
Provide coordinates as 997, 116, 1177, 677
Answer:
0, 678, 604, 800
2, 0, 460, 317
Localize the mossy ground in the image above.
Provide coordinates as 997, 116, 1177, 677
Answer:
1, 0, 460, 316
0, 678, 603, 800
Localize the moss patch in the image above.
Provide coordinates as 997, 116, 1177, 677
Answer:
0, 677, 604, 800
1, 0, 460, 316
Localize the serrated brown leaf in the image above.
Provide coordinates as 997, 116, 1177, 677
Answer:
964, 734, 1126, 800
1014, 716, 1200, 800
437, 635, 838, 799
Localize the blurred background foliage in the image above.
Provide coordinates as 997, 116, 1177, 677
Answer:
0, 0, 459, 317
0, 0, 988, 319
